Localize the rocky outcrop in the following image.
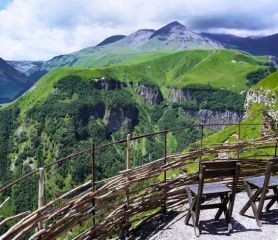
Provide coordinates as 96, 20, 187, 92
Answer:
262, 56, 278, 68
183, 109, 243, 129
104, 106, 138, 134
136, 84, 163, 104
93, 78, 126, 90
167, 88, 194, 102
245, 87, 276, 109
245, 87, 278, 121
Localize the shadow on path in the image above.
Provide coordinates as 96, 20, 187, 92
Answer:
198, 218, 261, 236
130, 211, 181, 240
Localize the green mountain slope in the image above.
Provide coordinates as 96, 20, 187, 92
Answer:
108, 49, 265, 91
0, 49, 273, 221
9, 49, 267, 115
202, 71, 278, 150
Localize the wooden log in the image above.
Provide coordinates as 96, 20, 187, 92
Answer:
0, 197, 10, 209
0, 211, 31, 228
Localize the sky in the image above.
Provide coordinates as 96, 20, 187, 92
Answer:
0, 0, 278, 61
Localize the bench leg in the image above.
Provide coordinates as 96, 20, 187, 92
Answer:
215, 194, 228, 220
265, 198, 276, 211
242, 182, 262, 227
240, 181, 261, 216
185, 189, 200, 236
226, 192, 237, 233
185, 188, 196, 225
266, 187, 278, 211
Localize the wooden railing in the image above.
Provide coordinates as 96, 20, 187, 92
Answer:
0, 122, 277, 239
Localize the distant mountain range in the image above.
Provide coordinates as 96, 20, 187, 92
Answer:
201, 32, 278, 57
1, 21, 278, 103
0, 59, 45, 103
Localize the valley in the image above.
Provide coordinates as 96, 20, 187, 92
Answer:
0, 21, 278, 236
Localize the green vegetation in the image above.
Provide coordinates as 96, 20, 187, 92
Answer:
0, 49, 273, 225
0, 75, 200, 217
172, 84, 245, 112
106, 49, 267, 91
255, 70, 278, 90
246, 67, 276, 86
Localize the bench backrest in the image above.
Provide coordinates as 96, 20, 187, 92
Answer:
197, 160, 240, 198
263, 157, 278, 187
199, 160, 240, 179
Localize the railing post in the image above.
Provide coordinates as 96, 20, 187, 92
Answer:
163, 129, 168, 215
199, 124, 204, 160
237, 120, 241, 159
91, 143, 96, 227
38, 167, 44, 231
126, 134, 131, 170
125, 134, 131, 237
275, 123, 278, 157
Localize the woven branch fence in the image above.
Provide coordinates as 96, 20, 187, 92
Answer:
0, 124, 278, 239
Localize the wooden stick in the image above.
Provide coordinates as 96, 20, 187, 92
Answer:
0, 197, 10, 209
0, 211, 31, 228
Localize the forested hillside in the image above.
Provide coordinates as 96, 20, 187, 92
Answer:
0, 49, 275, 222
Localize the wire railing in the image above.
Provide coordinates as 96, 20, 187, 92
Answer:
0, 122, 275, 194
0, 121, 278, 238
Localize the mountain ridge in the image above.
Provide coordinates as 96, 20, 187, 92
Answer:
2, 21, 278, 103
201, 32, 278, 57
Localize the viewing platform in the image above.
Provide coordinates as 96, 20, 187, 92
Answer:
136, 191, 278, 240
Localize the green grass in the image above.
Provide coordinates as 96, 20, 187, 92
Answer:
255, 71, 278, 91
7, 67, 103, 114
2, 49, 268, 116
104, 49, 267, 91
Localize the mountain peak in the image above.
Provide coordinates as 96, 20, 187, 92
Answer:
96, 35, 126, 47
167, 21, 186, 28
150, 21, 187, 39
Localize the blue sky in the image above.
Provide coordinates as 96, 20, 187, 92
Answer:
0, 0, 278, 61
0, 0, 10, 10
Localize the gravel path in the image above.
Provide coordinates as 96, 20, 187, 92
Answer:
134, 192, 278, 240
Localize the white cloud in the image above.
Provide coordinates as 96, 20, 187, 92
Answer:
0, 0, 278, 60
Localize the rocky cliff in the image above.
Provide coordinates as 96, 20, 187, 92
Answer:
244, 87, 277, 120
167, 88, 194, 102
104, 107, 138, 134
135, 84, 163, 104
183, 109, 243, 129
94, 77, 126, 90
245, 87, 276, 109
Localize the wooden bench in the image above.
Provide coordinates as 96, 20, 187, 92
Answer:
185, 160, 240, 237
240, 157, 278, 226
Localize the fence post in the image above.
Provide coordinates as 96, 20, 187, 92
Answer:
126, 134, 131, 170
125, 134, 131, 237
38, 167, 44, 231
237, 120, 241, 159
199, 124, 204, 160
92, 143, 96, 227
275, 123, 278, 157
163, 129, 168, 215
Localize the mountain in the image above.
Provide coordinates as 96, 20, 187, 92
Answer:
0, 48, 275, 222
41, 21, 223, 72
140, 21, 222, 51
96, 35, 126, 46
0, 59, 46, 103
107, 21, 222, 51
201, 32, 278, 57
0, 58, 28, 102
3, 21, 278, 104
8, 60, 44, 76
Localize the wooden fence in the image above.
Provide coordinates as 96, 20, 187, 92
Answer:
0, 123, 277, 239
